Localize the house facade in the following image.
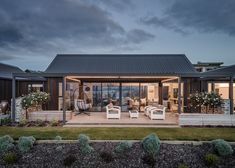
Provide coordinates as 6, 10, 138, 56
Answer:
8, 54, 235, 123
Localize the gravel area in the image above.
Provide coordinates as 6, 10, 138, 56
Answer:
0, 142, 234, 168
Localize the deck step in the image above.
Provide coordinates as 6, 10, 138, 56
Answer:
64, 122, 179, 127
64, 124, 179, 128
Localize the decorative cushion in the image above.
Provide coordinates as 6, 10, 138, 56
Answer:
107, 103, 113, 109
77, 100, 86, 110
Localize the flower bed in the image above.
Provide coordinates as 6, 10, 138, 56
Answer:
0, 140, 234, 167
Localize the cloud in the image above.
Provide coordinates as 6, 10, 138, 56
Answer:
141, 16, 187, 35
98, 0, 133, 11
141, 0, 235, 36
165, 0, 235, 35
0, 54, 18, 61
126, 29, 155, 44
83, 0, 133, 11
0, 25, 23, 46
0, 0, 153, 62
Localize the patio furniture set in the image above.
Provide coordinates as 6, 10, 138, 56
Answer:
73, 99, 166, 120
106, 103, 166, 120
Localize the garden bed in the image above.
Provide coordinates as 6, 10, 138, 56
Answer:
0, 142, 234, 168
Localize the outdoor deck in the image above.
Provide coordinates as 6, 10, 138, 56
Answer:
65, 112, 179, 127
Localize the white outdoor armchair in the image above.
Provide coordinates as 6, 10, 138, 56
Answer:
144, 105, 157, 116
149, 106, 166, 120
106, 104, 121, 119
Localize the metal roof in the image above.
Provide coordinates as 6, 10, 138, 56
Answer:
202, 64, 235, 77
45, 54, 196, 76
0, 62, 24, 79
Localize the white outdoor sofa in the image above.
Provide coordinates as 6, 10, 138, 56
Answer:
106, 104, 121, 119
144, 105, 166, 120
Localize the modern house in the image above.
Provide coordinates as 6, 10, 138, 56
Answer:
0, 63, 45, 104
0, 63, 23, 103
5, 54, 235, 125
194, 61, 224, 72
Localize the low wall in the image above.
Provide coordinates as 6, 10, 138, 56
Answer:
28, 111, 72, 121
179, 113, 235, 126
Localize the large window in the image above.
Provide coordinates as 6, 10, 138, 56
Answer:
101, 83, 120, 111
65, 82, 161, 112
121, 83, 140, 111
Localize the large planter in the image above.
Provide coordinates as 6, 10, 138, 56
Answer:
28, 110, 72, 121
179, 113, 235, 126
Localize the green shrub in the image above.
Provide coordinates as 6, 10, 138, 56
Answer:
0, 135, 14, 153
204, 153, 219, 167
18, 136, 36, 153
100, 151, 114, 163
78, 134, 94, 154
56, 146, 63, 151
35, 119, 45, 127
178, 163, 188, 168
212, 139, 233, 156
18, 119, 28, 127
63, 155, 76, 167
142, 133, 161, 157
50, 119, 59, 127
0, 118, 11, 125
115, 141, 133, 154
3, 152, 18, 164
54, 135, 62, 143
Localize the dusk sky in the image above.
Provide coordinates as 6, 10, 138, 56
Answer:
0, 0, 235, 71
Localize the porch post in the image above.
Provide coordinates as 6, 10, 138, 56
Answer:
12, 75, 16, 122
178, 76, 181, 114
183, 79, 188, 113
158, 82, 163, 105
62, 76, 66, 124
211, 82, 215, 92
229, 77, 234, 114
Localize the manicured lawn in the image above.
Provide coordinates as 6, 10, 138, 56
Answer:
0, 127, 235, 141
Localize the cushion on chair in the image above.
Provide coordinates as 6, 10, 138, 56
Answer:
152, 111, 163, 115
77, 100, 89, 110
108, 110, 119, 114
107, 103, 113, 109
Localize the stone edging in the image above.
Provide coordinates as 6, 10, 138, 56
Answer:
36, 140, 235, 145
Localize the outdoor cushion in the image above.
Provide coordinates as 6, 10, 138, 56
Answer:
107, 103, 113, 109
109, 110, 119, 114
152, 111, 163, 115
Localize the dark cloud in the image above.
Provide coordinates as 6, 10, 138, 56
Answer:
126, 29, 155, 44
141, 16, 187, 35
166, 0, 235, 35
0, 54, 18, 61
98, 0, 133, 11
0, 0, 153, 60
0, 26, 23, 45
142, 0, 235, 36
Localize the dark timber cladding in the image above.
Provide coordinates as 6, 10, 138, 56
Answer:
0, 63, 23, 103
45, 54, 196, 75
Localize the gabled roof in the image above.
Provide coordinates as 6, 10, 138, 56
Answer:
0, 62, 24, 79
202, 64, 235, 77
45, 54, 196, 76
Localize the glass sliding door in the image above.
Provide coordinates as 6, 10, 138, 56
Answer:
121, 83, 140, 111
91, 83, 102, 111
83, 82, 102, 111
81, 82, 160, 112
101, 83, 120, 111
140, 83, 159, 111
